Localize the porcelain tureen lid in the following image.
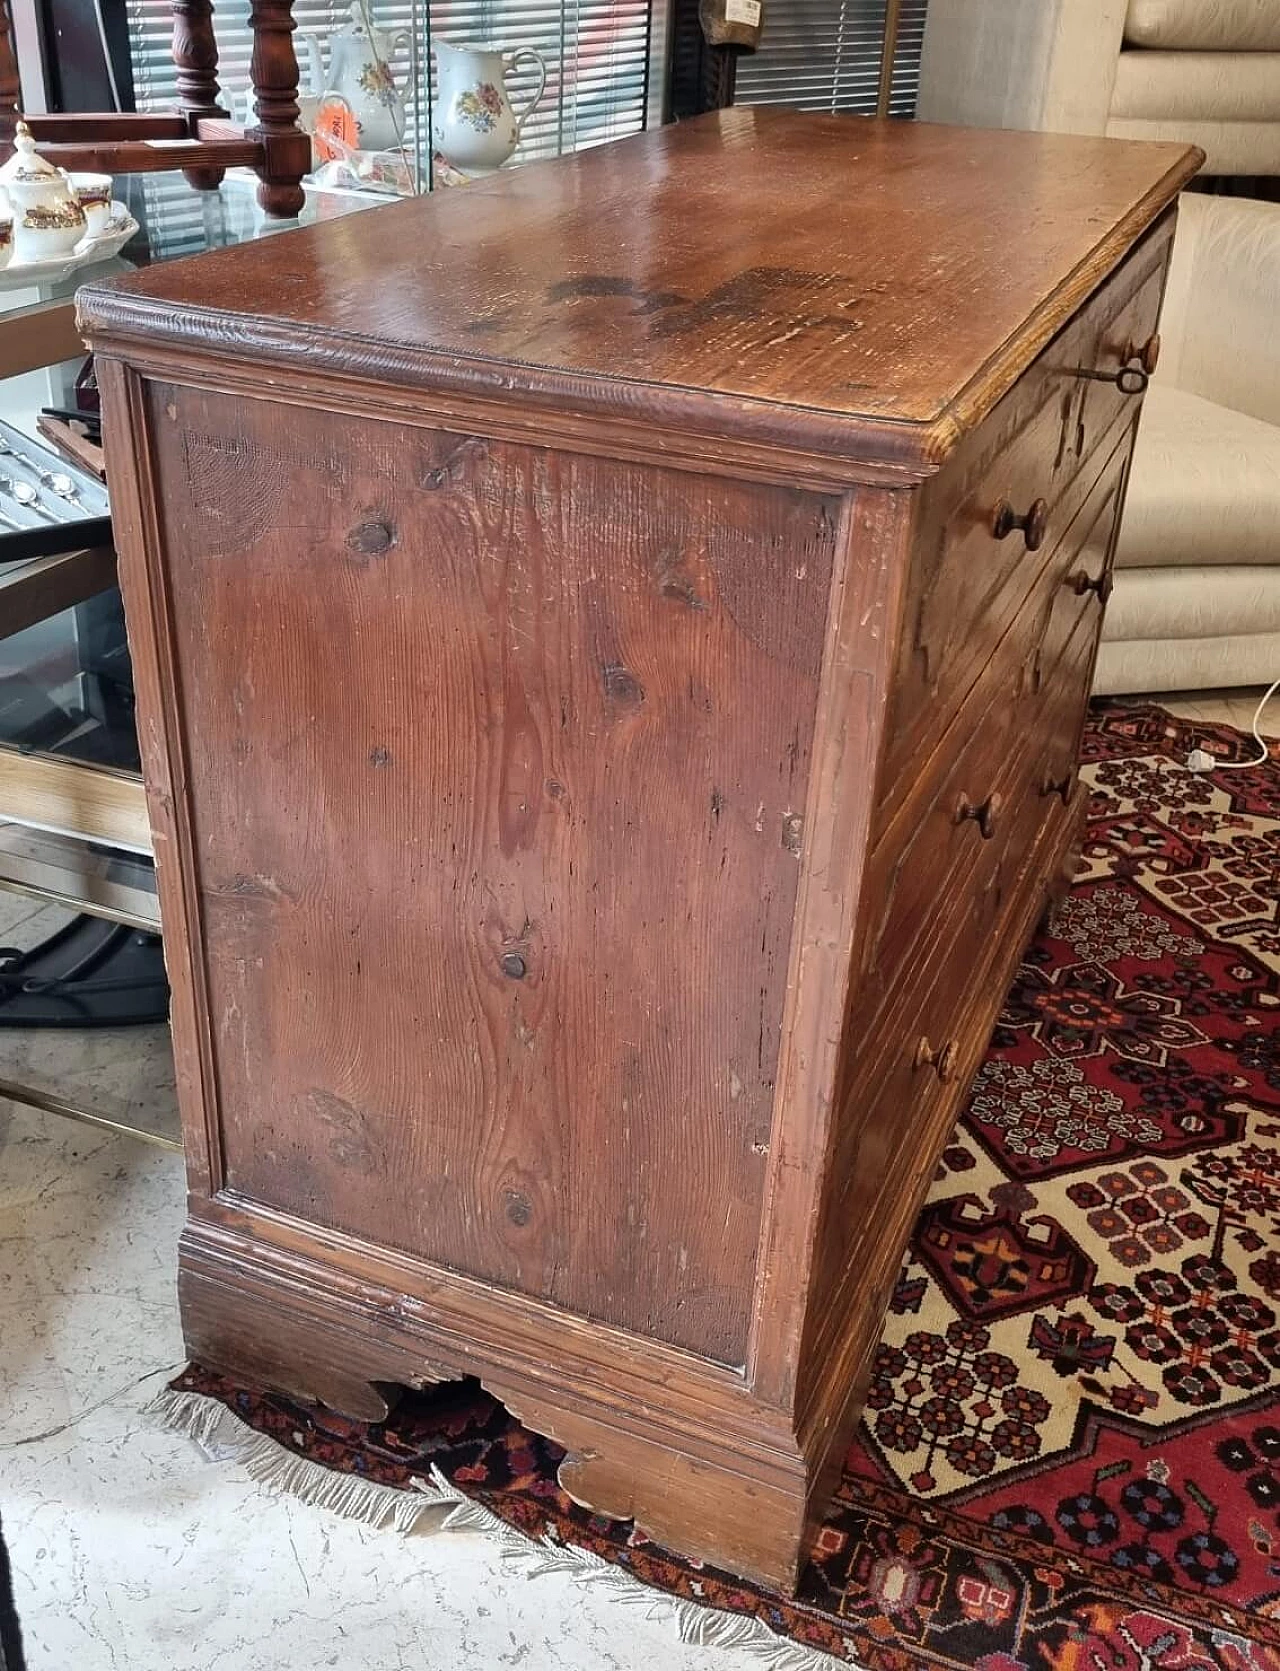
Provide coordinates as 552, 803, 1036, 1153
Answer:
0, 122, 64, 192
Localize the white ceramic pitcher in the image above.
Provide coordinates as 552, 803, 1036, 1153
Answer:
325, 2, 410, 151
292, 4, 410, 153
431, 39, 547, 175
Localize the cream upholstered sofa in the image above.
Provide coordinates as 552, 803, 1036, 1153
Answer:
917, 0, 1280, 693
1093, 191, 1280, 693
917, 0, 1280, 174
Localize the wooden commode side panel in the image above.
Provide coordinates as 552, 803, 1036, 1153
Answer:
144, 381, 841, 1365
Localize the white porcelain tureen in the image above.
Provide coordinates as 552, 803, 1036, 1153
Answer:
0, 122, 87, 261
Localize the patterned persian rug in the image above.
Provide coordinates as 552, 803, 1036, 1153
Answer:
155, 703, 1280, 1671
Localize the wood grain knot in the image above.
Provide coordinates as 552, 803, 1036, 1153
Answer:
220, 872, 290, 900
654, 546, 709, 612
418, 436, 488, 490
346, 520, 396, 558
602, 664, 645, 709
500, 952, 528, 980
504, 1190, 533, 1227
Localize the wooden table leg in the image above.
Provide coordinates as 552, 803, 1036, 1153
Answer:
173, 0, 228, 189
248, 0, 309, 218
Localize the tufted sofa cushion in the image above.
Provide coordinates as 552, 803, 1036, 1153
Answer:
1115, 385, 1280, 571
1125, 0, 1280, 51
1104, 565, 1280, 639
1111, 49, 1280, 119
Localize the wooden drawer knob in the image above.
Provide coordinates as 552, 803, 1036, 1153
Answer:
954, 789, 1001, 839
992, 497, 1049, 552
914, 1036, 959, 1082
1040, 767, 1077, 804
1128, 331, 1160, 375
1069, 567, 1114, 604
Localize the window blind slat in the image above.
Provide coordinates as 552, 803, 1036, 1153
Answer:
733, 0, 929, 117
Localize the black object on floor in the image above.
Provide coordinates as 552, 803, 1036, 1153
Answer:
0, 1512, 26, 1671
0, 916, 168, 1028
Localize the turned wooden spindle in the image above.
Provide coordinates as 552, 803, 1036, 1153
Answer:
173, 0, 227, 189
248, 0, 309, 218
173, 0, 224, 118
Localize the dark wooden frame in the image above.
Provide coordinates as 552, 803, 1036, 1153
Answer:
668, 0, 905, 122
668, 0, 737, 120
0, 0, 308, 217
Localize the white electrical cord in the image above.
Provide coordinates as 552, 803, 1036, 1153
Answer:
1186, 677, 1280, 773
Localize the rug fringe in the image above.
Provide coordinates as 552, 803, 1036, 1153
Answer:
144, 1388, 443, 1535
147, 1386, 855, 1671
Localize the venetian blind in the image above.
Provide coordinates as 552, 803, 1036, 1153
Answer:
732, 0, 929, 116
125, 0, 661, 168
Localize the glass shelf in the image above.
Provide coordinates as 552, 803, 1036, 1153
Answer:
0, 889, 178, 1150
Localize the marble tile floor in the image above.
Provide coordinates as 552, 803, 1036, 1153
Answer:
0, 687, 1273, 1671
0, 1100, 751, 1671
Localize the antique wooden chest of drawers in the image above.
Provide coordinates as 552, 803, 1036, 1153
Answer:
81, 110, 1199, 1589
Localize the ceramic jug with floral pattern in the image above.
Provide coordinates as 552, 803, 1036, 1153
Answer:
431, 39, 547, 175
324, 2, 410, 152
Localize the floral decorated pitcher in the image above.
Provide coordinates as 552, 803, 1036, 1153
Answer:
431, 39, 547, 175
318, 2, 410, 153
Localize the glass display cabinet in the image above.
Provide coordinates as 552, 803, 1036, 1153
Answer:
0, 172, 380, 1146
120, 0, 666, 203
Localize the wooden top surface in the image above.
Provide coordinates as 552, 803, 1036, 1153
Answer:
80, 109, 1200, 464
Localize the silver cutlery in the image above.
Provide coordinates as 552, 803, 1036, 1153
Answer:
0, 476, 58, 521
36, 468, 83, 507
0, 436, 39, 473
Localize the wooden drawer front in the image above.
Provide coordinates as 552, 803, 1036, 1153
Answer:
1025, 602, 1102, 823
879, 212, 1171, 813
828, 974, 955, 1263
1073, 258, 1164, 479
820, 744, 1040, 1329
1033, 428, 1131, 712
858, 673, 1026, 1015
859, 423, 1133, 1044
1023, 439, 1131, 813
814, 553, 1115, 1348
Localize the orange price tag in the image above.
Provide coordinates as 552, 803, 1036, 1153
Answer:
314, 97, 358, 162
